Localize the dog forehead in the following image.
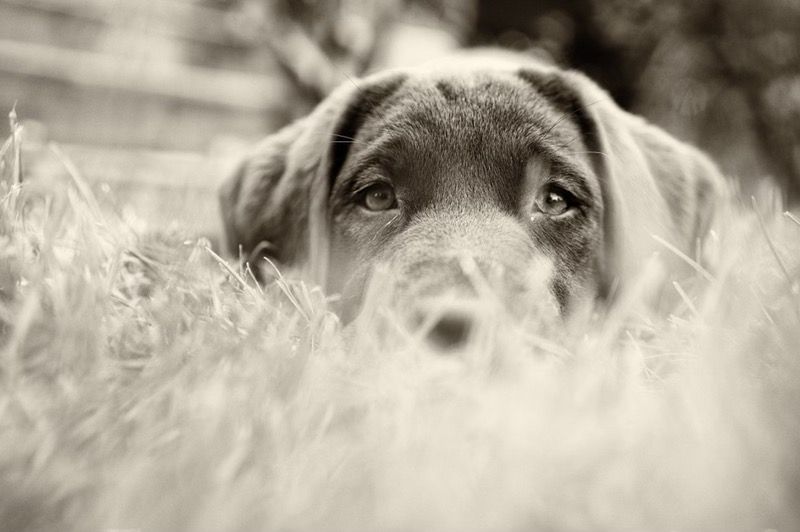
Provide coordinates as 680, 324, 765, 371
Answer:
353, 69, 583, 154
399, 71, 548, 121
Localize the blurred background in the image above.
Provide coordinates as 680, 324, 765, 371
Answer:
1, 0, 799, 234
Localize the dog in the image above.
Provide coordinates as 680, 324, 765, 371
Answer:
219, 50, 723, 347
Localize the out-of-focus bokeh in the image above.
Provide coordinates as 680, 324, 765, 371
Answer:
1, 0, 799, 234
469, 0, 800, 202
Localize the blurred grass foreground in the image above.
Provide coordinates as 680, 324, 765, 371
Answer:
2, 111, 800, 529
2, 1, 800, 530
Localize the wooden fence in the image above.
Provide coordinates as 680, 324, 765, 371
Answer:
0, 0, 294, 233
0, 0, 288, 150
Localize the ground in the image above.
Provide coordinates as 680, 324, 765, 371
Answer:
1, 126, 799, 531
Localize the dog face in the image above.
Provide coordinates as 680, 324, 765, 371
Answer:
326, 70, 605, 318
220, 52, 723, 345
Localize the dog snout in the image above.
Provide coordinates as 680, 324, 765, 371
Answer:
413, 300, 482, 350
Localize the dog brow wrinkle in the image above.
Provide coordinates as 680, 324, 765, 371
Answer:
435, 80, 459, 102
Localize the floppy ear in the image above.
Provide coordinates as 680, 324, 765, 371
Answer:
519, 65, 725, 293
218, 72, 407, 284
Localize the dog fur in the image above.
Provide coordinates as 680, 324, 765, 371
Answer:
219, 50, 724, 339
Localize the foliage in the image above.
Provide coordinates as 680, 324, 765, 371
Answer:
470, 0, 800, 199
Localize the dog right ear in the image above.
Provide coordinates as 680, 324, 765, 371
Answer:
218, 117, 310, 265
517, 64, 725, 298
218, 73, 407, 281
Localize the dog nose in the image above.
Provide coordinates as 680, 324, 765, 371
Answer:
426, 311, 473, 349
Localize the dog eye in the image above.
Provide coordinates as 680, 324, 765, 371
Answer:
535, 187, 573, 217
360, 183, 397, 211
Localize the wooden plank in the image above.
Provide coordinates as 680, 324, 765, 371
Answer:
22, 142, 234, 235
0, 4, 101, 51
23, 142, 234, 189
0, 39, 285, 111
0, 4, 276, 75
0, 0, 234, 46
1, 72, 282, 151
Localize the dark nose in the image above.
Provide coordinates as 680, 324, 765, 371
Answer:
426, 311, 473, 349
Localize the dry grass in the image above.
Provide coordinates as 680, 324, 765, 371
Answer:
1, 124, 799, 532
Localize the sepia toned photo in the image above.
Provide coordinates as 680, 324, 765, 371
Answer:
1, 1, 799, 530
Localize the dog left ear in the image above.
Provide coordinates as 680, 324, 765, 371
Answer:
520, 66, 725, 293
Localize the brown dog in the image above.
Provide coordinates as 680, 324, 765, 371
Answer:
219, 51, 723, 346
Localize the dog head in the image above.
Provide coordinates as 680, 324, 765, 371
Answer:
219, 51, 723, 346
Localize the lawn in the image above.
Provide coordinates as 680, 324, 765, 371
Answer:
1, 120, 799, 531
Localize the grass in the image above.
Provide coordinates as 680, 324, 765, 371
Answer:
1, 122, 799, 532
